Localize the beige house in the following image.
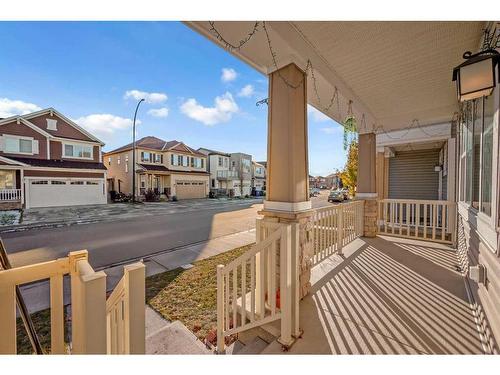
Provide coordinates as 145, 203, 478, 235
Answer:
104, 136, 209, 200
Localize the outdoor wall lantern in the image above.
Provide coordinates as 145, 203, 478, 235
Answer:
452, 49, 500, 102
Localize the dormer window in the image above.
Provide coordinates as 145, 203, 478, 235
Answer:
46, 119, 58, 131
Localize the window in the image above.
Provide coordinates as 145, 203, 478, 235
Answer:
242, 159, 251, 173
51, 181, 66, 185
177, 155, 183, 165
64, 143, 92, 159
4, 136, 33, 154
125, 162, 128, 173
108, 157, 111, 166
190, 157, 195, 167
472, 99, 482, 209
141, 152, 151, 162
171, 154, 175, 165
46, 119, 57, 131
70, 181, 84, 185
32, 180, 48, 185
155, 154, 162, 163
481, 95, 494, 216
182, 156, 189, 167
218, 157, 223, 167
117, 156, 121, 165
0, 171, 14, 189
459, 96, 495, 217
86, 181, 99, 185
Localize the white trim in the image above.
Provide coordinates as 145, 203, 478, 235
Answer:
22, 108, 105, 145
0, 155, 29, 166
25, 166, 105, 173
263, 200, 312, 212
2, 134, 35, 155
355, 192, 378, 199
0, 116, 53, 139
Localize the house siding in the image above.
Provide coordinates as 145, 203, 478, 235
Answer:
0, 120, 48, 159
458, 214, 499, 353
27, 113, 95, 142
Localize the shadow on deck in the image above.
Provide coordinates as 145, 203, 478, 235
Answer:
265, 235, 486, 354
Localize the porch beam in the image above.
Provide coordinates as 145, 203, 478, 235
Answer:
357, 133, 378, 237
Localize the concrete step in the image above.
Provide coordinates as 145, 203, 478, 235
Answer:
235, 337, 269, 354
146, 320, 211, 355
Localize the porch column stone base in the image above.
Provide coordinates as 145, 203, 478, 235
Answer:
363, 198, 378, 237
258, 209, 314, 299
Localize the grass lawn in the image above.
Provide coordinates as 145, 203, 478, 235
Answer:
13, 244, 252, 353
146, 244, 253, 343
16, 308, 70, 354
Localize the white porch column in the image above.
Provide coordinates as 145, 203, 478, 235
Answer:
259, 62, 314, 322
357, 133, 378, 237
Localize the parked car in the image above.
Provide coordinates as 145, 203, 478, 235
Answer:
309, 188, 320, 197
328, 190, 345, 203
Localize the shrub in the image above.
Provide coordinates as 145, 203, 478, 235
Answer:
144, 189, 160, 202
172, 195, 178, 202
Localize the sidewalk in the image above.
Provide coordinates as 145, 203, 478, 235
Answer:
18, 229, 256, 314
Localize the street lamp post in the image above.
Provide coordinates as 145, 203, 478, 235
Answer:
132, 98, 145, 203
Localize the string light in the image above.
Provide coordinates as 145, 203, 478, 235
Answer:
208, 21, 260, 51
208, 20, 463, 142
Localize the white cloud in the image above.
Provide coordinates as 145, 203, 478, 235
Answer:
320, 126, 342, 135
124, 90, 167, 104
74, 114, 139, 141
147, 107, 169, 118
180, 92, 238, 126
308, 105, 331, 122
0, 98, 41, 118
238, 84, 255, 98
221, 68, 237, 83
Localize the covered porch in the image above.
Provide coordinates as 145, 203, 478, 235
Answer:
263, 235, 485, 354
186, 21, 497, 354
0, 167, 24, 210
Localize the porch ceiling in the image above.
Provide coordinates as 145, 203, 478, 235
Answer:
186, 21, 485, 133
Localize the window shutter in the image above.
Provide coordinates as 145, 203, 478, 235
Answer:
0, 136, 4, 151
33, 140, 39, 154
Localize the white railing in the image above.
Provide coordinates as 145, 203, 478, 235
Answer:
378, 199, 456, 244
311, 200, 364, 265
106, 262, 145, 354
216, 170, 239, 179
0, 249, 145, 354
0, 189, 21, 201
216, 221, 295, 353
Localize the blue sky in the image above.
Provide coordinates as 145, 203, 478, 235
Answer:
0, 21, 346, 176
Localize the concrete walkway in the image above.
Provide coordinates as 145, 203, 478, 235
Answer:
263, 235, 487, 354
18, 229, 256, 314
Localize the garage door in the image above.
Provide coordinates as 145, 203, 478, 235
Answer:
176, 181, 206, 199
26, 179, 106, 208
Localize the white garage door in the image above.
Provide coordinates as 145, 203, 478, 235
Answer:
26, 179, 106, 208
176, 181, 206, 199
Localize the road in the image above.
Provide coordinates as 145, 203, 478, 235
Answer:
2, 192, 332, 269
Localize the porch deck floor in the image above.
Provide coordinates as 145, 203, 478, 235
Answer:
265, 235, 486, 354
